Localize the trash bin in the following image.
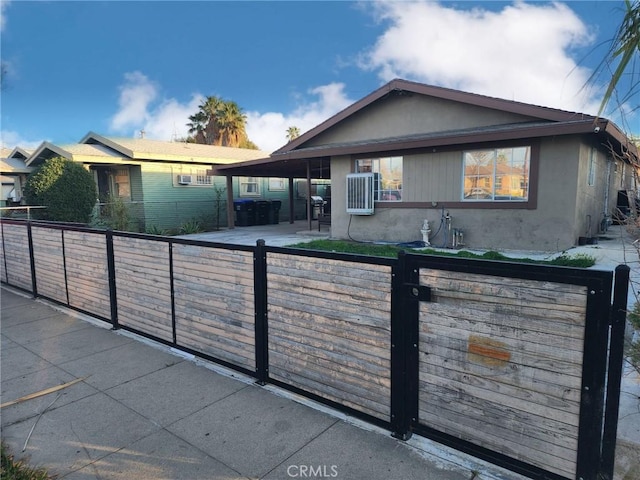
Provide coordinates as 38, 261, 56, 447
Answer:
311, 196, 324, 220
255, 200, 270, 225
269, 200, 282, 224
234, 199, 256, 226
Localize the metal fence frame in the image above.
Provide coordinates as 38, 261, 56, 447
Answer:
0, 219, 629, 480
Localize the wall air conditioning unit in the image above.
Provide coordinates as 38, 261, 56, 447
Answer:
178, 175, 193, 185
346, 173, 375, 215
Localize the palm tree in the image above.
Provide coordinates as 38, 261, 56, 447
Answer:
593, 0, 639, 117
186, 96, 254, 147
217, 100, 248, 147
286, 126, 300, 142
187, 111, 207, 144
200, 96, 224, 145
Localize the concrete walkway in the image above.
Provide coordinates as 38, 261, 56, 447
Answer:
1, 287, 528, 480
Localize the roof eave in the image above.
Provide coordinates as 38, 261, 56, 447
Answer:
80, 132, 135, 158
272, 120, 607, 161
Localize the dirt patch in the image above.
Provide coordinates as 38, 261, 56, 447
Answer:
616, 438, 640, 480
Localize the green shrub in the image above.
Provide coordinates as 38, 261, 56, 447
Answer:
179, 219, 203, 234
101, 196, 131, 231
1, 441, 54, 480
628, 302, 640, 330
145, 224, 169, 236
24, 157, 97, 223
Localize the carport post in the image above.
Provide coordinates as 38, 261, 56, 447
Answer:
306, 160, 312, 231
288, 178, 295, 224
226, 175, 235, 229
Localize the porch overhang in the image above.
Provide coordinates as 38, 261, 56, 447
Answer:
211, 155, 330, 179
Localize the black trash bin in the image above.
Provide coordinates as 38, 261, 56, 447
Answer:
255, 200, 270, 225
234, 199, 256, 226
269, 200, 282, 224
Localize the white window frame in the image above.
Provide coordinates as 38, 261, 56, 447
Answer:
240, 176, 261, 197
268, 178, 286, 191
195, 170, 213, 186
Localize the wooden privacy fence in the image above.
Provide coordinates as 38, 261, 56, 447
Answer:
0, 219, 629, 480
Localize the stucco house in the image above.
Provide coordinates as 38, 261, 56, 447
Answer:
215, 79, 639, 252
23, 133, 290, 231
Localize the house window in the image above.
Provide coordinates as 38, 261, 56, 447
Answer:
355, 156, 402, 201
588, 149, 596, 186
463, 146, 530, 201
113, 168, 131, 198
196, 170, 213, 185
240, 177, 260, 196
269, 178, 286, 191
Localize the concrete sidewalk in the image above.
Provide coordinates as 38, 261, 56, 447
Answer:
1, 287, 527, 480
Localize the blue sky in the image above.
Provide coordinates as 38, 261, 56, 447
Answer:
1, 1, 637, 153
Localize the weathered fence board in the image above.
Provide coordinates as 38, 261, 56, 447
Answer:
31, 227, 67, 303
1, 224, 32, 291
113, 236, 172, 341
267, 253, 392, 421
173, 244, 255, 370
56, 231, 111, 319
417, 268, 587, 478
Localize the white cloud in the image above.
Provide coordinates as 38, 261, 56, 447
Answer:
1, 130, 43, 150
0, 0, 10, 31
109, 71, 204, 141
360, 1, 600, 114
246, 83, 353, 152
110, 71, 158, 132
110, 72, 352, 151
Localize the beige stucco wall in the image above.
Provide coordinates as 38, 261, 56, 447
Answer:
328, 137, 611, 252
306, 95, 539, 148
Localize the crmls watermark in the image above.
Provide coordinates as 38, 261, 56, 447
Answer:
286, 464, 339, 478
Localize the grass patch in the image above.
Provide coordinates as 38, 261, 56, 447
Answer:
288, 239, 596, 267
1, 441, 55, 480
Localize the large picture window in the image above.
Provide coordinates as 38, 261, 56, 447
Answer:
463, 146, 530, 201
356, 156, 402, 201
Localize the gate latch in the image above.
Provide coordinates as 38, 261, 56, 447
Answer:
404, 283, 431, 301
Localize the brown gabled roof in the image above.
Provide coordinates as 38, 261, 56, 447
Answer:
274, 78, 596, 155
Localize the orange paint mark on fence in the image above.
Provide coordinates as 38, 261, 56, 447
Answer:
467, 335, 511, 367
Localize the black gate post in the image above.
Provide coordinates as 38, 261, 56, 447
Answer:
600, 264, 630, 479
576, 275, 614, 480
254, 239, 269, 385
390, 251, 420, 440
27, 221, 38, 298
105, 229, 119, 330
168, 240, 177, 346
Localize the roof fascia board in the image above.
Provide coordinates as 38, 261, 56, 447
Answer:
273, 81, 399, 154
79, 132, 135, 158
25, 142, 73, 167
272, 120, 606, 161
8, 147, 31, 159
392, 79, 594, 122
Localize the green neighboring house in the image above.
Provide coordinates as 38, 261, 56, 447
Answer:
24, 132, 286, 231
1, 147, 33, 207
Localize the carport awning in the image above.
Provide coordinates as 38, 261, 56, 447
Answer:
211, 156, 330, 179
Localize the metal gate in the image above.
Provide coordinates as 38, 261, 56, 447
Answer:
391, 252, 629, 480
